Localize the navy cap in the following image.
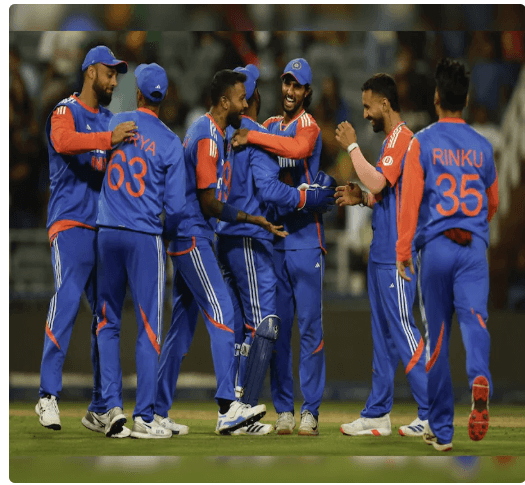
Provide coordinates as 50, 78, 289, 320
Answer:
81, 45, 128, 74
234, 64, 260, 100
135, 63, 169, 102
281, 58, 312, 86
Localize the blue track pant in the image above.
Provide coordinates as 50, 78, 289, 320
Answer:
419, 235, 491, 444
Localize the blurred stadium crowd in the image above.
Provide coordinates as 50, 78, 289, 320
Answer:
9, 4, 525, 309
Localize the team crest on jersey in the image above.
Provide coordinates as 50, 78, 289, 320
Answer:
382, 155, 394, 166
292, 61, 302, 70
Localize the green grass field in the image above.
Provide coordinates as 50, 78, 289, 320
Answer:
10, 401, 525, 482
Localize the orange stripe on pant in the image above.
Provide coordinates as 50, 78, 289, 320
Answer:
405, 337, 424, 374
45, 323, 60, 350
426, 322, 445, 373
312, 339, 324, 354
167, 236, 196, 257
139, 305, 161, 355
472, 308, 486, 329
96, 302, 108, 336
245, 323, 255, 338
202, 308, 234, 333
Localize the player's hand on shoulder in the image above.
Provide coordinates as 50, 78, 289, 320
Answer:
111, 121, 137, 146
335, 121, 357, 151
335, 182, 362, 207
250, 215, 288, 238
231, 128, 249, 148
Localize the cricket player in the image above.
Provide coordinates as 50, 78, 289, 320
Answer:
231, 58, 335, 435
334, 73, 428, 437
396, 58, 498, 451
216, 64, 335, 435
95, 63, 187, 439
155, 69, 283, 435
36, 46, 135, 436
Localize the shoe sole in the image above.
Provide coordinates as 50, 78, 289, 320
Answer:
469, 376, 490, 441
340, 427, 391, 436
232, 425, 274, 436
399, 429, 424, 437
218, 409, 266, 435
298, 429, 319, 436
106, 417, 127, 437
276, 428, 295, 435
432, 441, 453, 451
130, 431, 172, 439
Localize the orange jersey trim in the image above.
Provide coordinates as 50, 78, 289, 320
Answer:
312, 339, 324, 355
72, 94, 99, 114
405, 337, 424, 375
205, 113, 225, 138
45, 323, 61, 350
96, 302, 108, 336
486, 172, 499, 222
48, 220, 96, 244
396, 138, 425, 262
50, 106, 112, 156
201, 308, 234, 334
263, 116, 283, 129
139, 305, 161, 355
137, 107, 158, 118
426, 322, 445, 373
247, 117, 319, 160
438, 117, 466, 124
196, 138, 219, 189
167, 237, 196, 257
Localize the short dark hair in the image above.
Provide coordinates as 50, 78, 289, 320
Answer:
361, 73, 400, 112
210, 69, 247, 106
435, 58, 470, 112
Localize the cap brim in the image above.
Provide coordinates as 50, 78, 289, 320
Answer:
281, 71, 306, 85
103, 60, 128, 74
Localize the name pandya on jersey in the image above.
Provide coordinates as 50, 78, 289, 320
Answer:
126, 132, 156, 156
432, 148, 484, 168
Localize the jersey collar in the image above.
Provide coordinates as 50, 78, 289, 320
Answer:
280, 109, 305, 131
72, 94, 99, 114
206, 113, 225, 138
438, 117, 466, 124
137, 107, 158, 118
385, 121, 406, 140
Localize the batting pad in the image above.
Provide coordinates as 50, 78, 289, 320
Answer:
240, 315, 280, 406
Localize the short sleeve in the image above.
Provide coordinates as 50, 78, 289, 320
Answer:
196, 138, 219, 189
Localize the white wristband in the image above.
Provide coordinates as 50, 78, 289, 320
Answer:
347, 142, 358, 155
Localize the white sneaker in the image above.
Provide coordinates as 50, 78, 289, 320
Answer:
340, 414, 391, 436
104, 407, 127, 437
35, 395, 61, 430
298, 410, 319, 436
216, 401, 266, 435
81, 410, 131, 438
399, 417, 428, 437
275, 412, 296, 435
423, 422, 453, 451
153, 414, 189, 436
130, 416, 172, 439
231, 421, 274, 436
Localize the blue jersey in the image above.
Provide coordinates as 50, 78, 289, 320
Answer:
45, 94, 113, 231
407, 118, 496, 251
370, 122, 413, 264
264, 110, 325, 251
97, 108, 186, 237
216, 116, 300, 240
172, 113, 226, 242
